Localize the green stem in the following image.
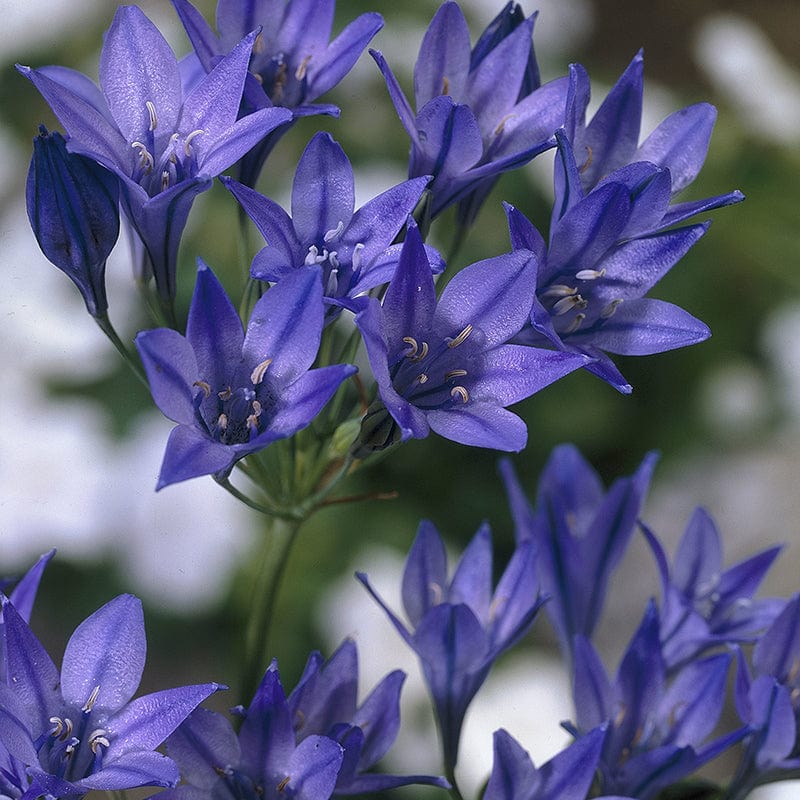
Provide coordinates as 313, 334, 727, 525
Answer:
238, 516, 303, 704
94, 314, 148, 387
444, 764, 465, 800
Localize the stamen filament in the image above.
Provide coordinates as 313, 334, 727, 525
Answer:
447, 324, 473, 348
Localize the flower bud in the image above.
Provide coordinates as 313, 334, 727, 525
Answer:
25, 126, 120, 317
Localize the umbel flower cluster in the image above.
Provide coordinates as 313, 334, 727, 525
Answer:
8, 1, 794, 800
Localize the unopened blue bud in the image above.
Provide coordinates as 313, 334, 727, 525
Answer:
25, 126, 119, 317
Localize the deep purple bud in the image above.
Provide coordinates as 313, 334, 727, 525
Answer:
25, 126, 119, 317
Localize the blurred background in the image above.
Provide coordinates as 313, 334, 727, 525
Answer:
1, 0, 799, 797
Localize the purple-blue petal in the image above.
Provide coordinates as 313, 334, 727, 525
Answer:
157, 424, 236, 488
414, 2, 470, 108
135, 328, 199, 425
291, 132, 355, 244
449, 524, 493, 623
61, 594, 146, 713
426, 402, 528, 452
402, 521, 448, 628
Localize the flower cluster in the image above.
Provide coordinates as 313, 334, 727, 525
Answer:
13, 2, 789, 800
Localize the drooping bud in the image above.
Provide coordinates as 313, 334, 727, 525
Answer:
25, 126, 120, 317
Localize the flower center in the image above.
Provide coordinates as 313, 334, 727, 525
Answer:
193, 359, 273, 446
540, 268, 623, 336
251, 41, 312, 108
389, 324, 474, 410
129, 101, 205, 196
33, 686, 110, 784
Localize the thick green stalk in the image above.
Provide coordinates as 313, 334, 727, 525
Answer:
238, 515, 303, 705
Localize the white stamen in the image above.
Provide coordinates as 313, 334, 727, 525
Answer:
553, 294, 587, 316
575, 268, 606, 281
328, 250, 339, 269
89, 729, 110, 753
445, 369, 467, 380
146, 101, 157, 131
416, 373, 429, 385
131, 142, 154, 173
193, 381, 211, 397
324, 220, 344, 243
447, 324, 473, 348
161, 170, 171, 192
82, 685, 101, 713
218, 386, 232, 400
450, 385, 469, 403
402, 336, 419, 357
410, 340, 428, 362
352, 242, 365, 272
251, 400, 262, 417
542, 284, 577, 298
494, 113, 515, 136
184, 129, 205, 157
251, 358, 273, 385
218, 413, 228, 430
564, 312, 585, 334
600, 298, 624, 319
295, 54, 312, 81
304, 245, 320, 265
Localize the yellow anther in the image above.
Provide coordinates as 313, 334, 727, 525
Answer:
450, 385, 469, 403
276, 776, 291, 792
442, 75, 450, 95
146, 100, 157, 131
416, 373, 429, 384
542, 284, 577, 298
218, 413, 228, 430
218, 386, 232, 400
448, 324, 473, 348
553, 294, 587, 316
253, 32, 265, 55
161, 171, 170, 192
251, 358, 273, 385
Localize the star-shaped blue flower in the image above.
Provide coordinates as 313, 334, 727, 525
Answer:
642, 508, 783, 671
352, 220, 587, 454
172, 0, 383, 186
500, 445, 657, 662
161, 646, 445, 800
505, 125, 742, 392
0, 594, 221, 800
357, 520, 543, 774
18, 5, 292, 309
135, 261, 355, 488
371, 1, 568, 220
223, 131, 440, 321
569, 602, 744, 800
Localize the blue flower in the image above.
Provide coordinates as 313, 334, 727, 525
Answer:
357, 520, 543, 773
500, 445, 657, 662
223, 131, 440, 320
0, 594, 221, 800
505, 125, 740, 392
161, 662, 344, 800
17, 5, 292, 309
564, 51, 744, 208
25, 127, 119, 318
135, 261, 355, 488
351, 220, 587, 455
172, 0, 383, 186
642, 508, 783, 671
484, 727, 607, 800
569, 602, 743, 799
162, 647, 444, 800
371, 1, 567, 220
730, 595, 800, 795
